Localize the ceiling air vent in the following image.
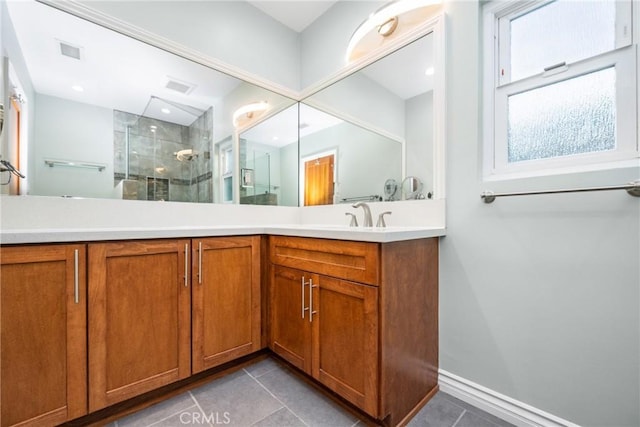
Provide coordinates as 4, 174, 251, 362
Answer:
59, 41, 82, 60
165, 77, 195, 95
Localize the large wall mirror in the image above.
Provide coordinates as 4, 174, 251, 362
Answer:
2, 0, 297, 204
240, 30, 441, 208
2, 0, 443, 208
300, 32, 437, 206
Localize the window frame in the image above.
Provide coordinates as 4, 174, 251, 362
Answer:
483, 0, 639, 180
219, 141, 234, 203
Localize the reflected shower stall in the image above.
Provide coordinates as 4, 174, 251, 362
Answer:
239, 144, 279, 205
113, 96, 214, 202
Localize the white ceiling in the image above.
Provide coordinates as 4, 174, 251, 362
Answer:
247, 1, 338, 32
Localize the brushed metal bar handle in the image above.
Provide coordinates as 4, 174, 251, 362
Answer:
301, 276, 306, 319
309, 280, 318, 323
74, 249, 79, 304
184, 243, 189, 287
198, 241, 203, 284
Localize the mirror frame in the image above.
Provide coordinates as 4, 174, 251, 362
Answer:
36, 0, 446, 203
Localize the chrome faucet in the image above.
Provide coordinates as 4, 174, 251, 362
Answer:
345, 212, 358, 227
352, 202, 373, 227
376, 211, 392, 228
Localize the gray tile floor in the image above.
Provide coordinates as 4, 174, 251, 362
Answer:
109, 357, 514, 427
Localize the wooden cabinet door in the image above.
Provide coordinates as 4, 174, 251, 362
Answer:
1, 244, 87, 427
269, 266, 313, 373
88, 240, 191, 412
192, 236, 261, 373
313, 276, 379, 417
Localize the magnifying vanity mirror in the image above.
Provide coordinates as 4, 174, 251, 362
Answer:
2, 0, 443, 207
402, 176, 425, 200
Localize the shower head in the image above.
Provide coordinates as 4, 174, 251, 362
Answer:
175, 148, 198, 162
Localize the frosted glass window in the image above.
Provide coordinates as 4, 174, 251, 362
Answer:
508, 67, 615, 163
510, 0, 616, 81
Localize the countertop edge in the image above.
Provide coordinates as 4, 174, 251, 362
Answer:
0, 225, 446, 244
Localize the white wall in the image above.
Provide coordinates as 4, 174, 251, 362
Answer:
77, 0, 300, 92
441, 2, 639, 426
300, 1, 384, 89
300, 122, 402, 203
406, 91, 433, 194
305, 72, 405, 140
279, 142, 299, 207
32, 94, 114, 198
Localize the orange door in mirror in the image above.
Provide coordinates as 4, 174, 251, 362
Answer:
304, 154, 334, 206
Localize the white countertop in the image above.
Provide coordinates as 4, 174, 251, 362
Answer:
0, 224, 445, 245
0, 196, 446, 244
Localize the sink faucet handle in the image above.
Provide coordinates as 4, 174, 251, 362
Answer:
376, 211, 392, 228
345, 212, 358, 227
352, 202, 373, 227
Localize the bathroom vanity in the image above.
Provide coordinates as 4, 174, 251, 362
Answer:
0, 225, 441, 427
1, 0, 447, 424
269, 235, 439, 425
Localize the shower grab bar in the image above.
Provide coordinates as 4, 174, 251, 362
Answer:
44, 159, 106, 171
481, 181, 640, 203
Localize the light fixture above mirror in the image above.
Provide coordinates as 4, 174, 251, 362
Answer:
233, 101, 269, 128
345, 0, 443, 63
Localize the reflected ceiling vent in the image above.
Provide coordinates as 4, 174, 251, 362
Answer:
58, 41, 82, 60
165, 77, 195, 95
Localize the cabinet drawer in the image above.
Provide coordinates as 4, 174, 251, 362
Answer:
269, 236, 379, 285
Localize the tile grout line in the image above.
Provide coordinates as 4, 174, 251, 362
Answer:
451, 409, 467, 427
188, 390, 215, 427
246, 367, 311, 427
243, 364, 279, 380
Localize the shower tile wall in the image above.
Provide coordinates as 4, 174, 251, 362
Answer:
113, 108, 213, 203
189, 107, 214, 203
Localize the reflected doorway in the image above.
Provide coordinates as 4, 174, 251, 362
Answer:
303, 153, 334, 206
7, 96, 21, 195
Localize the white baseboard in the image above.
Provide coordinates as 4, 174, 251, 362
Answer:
438, 370, 580, 427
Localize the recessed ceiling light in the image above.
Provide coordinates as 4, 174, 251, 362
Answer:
72, 85, 84, 92
425, 67, 435, 76
272, 136, 279, 141
161, 108, 171, 114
